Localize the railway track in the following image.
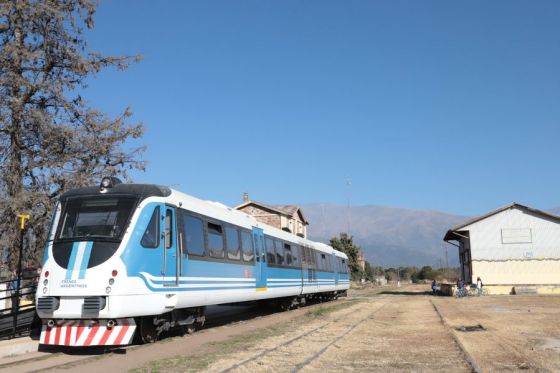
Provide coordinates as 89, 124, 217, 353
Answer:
430, 299, 482, 373
218, 300, 388, 373
0, 299, 346, 372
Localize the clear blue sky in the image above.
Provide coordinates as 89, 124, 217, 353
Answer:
82, 0, 560, 216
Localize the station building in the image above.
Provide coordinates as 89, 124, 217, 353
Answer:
235, 193, 309, 239
444, 203, 560, 295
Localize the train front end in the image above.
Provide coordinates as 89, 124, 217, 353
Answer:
36, 178, 169, 347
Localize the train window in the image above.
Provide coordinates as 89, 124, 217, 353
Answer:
342, 259, 347, 273
226, 227, 241, 261
58, 197, 136, 240
319, 254, 327, 271
141, 206, 160, 248
304, 247, 315, 267
164, 210, 173, 249
311, 249, 317, 266
284, 243, 292, 265
265, 237, 275, 264
240, 231, 254, 262
275, 240, 284, 265
207, 222, 225, 259
291, 245, 300, 266
184, 214, 205, 256
301, 246, 308, 264
301, 246, 312, 266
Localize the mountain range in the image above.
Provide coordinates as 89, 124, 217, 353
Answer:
302, 203, 467, 268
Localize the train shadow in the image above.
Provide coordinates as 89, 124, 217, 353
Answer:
38, 344, 127, 355
164, 302, 285, 338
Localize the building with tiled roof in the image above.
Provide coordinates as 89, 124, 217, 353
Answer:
235, 193, 308, 238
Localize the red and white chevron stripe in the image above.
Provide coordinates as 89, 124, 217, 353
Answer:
39, 318, 136, 346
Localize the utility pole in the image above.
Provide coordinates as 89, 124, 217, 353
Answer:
13, 214, 30, 338
346, 178, 351, 235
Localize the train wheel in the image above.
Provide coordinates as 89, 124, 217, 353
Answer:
138, 316, 158, 343
182, 323, 196, 335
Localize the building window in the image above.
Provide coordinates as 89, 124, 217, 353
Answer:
501, 228, 532, 244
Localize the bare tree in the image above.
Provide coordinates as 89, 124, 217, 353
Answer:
0, 0, 146, 270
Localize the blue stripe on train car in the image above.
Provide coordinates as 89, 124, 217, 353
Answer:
121, 202, 347, 294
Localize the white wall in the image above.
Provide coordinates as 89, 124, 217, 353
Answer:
462, 207, 560, 285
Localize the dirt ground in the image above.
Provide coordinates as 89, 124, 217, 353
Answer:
3, 284, 560, 372
433, 294, 560, 372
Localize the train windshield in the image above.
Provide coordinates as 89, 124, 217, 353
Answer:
56, 197, 137, 241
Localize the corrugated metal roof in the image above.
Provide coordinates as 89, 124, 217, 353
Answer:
443, 202, 560, 241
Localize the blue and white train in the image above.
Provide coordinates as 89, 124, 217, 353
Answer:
36, 178, 350, 346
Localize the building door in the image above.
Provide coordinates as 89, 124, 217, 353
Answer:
252, 227, 266, 289
460, 239, 472, 283
162, 206, 178, 286
464, 240, 472, 283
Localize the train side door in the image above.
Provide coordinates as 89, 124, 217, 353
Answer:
299, 245, 308, 291
333, 253, 339, 285
252, 227, 266, 289
296, 245, 304, 293
162, 206, 178, 286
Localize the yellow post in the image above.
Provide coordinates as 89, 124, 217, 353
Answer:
13, 213, 30, 337
17, 214, 30, 230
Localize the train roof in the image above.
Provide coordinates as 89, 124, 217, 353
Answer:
57, 182, 348, 259
166, 188, 349, 259
59, 183, 171, 201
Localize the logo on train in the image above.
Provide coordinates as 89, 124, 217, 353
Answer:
60, 279, 87, 288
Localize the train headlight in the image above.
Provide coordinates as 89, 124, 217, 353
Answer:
100, 177, 122, 192
43, 279, 48, 286
101, 177, 112, 189
42, 287, 48, 294
108, 278, 114, 285
105, 286, 112, 294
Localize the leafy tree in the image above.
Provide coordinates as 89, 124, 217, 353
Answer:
371, 265, 383, 277
330, 233, 362, 281
363, 260, 374, 281
0, 0, 145, 270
